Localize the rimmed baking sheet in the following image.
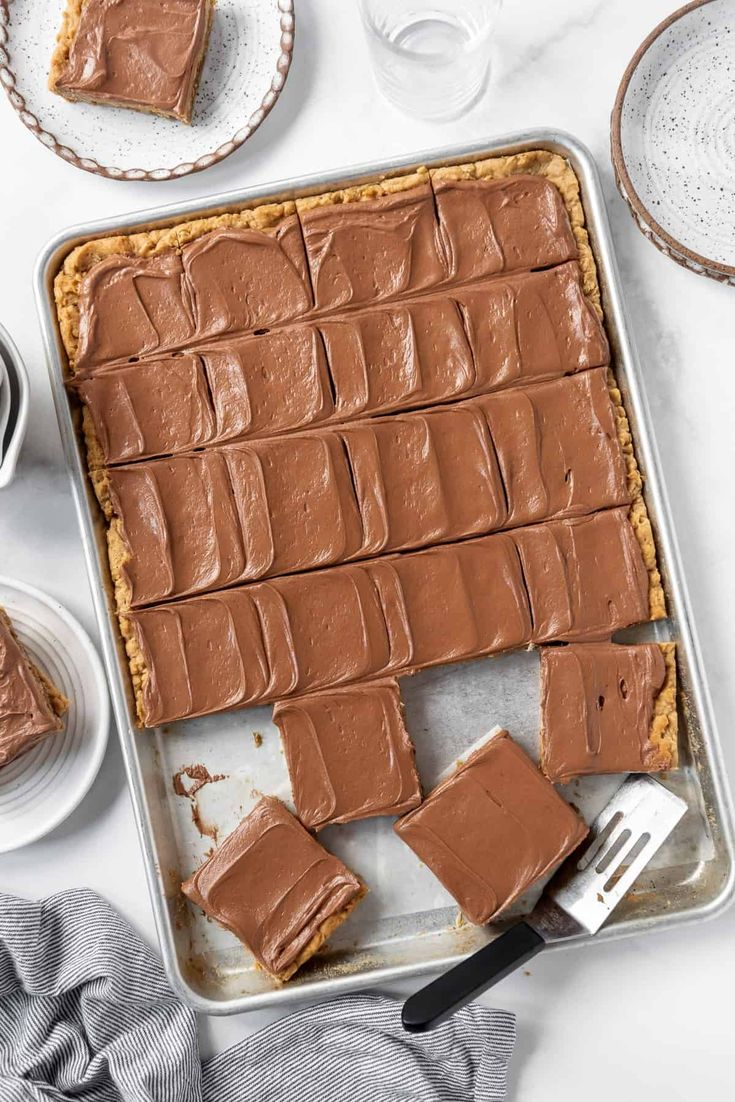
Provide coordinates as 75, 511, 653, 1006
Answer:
35, 130, 735, 1014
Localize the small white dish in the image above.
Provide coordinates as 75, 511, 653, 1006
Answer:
612, 0, 735, 284
0, 359, 7, 460
0, 0, 295, 181
0, 322, 29, 490
0, 576, 109, 852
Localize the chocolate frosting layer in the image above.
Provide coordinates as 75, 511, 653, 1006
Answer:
105, 430, 365, 604
433, 175, 577, 283
298, 183, 448, 310
78, 354, 217, 464
74, 216, 313, 373
479, 368, 628, 528
55, 0, 210, 118
273, 679, 421, 830
76, 252, 196, 370
394, 730, 588, 924
104, 369, 628, 606
0, 611, 63, 767
73, 176, 583, 374
129, 508, 650, 725
181, 797, 362, 977
540, 643, 669, 783
181, 221, 313, 339
76, 263, 608, 464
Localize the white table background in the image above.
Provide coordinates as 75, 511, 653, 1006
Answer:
1, 1, 734, 1096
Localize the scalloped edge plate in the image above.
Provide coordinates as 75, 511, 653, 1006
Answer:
0, 576, 109, 851
0, 0, 295, 181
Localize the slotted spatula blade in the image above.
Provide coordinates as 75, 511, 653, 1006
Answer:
402, 775, 687, 1032
546, 774, 687, 936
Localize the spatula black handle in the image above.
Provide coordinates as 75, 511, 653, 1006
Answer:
402, 921, 545, 1033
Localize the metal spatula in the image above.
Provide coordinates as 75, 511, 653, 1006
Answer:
402, 774, 687, 1032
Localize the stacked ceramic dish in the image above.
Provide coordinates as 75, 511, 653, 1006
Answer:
0, 322, 29, 489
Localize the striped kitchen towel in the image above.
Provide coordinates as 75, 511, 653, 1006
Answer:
0, 888, 515, 1101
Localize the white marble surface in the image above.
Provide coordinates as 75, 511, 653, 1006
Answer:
1, 1, 734, 1096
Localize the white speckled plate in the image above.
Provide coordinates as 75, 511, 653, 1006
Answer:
0, 577, 109, 852
0, 0, 294, 181
611, 0, 735, 283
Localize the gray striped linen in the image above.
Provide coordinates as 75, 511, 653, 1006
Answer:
0, 888, 515, 1101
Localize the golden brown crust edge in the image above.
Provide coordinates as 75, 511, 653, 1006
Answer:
89, 470, 146, 726
650, 642, 678, 770
81, 405, 107, 471
607, 372, 666, 620
90, 469, 135, 617
48, 0, 84, 95
295, 168, 432, 213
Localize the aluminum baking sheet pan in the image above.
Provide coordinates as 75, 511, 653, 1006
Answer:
35, 130, 735, 1014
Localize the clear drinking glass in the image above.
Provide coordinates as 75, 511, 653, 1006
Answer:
359, 0, 502, 121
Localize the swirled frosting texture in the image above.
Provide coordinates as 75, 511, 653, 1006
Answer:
75, 262, 608, 465
0, 610, 64, 767
70, 168, 653, 736
393, 730, 588, 924
297, 183, 448, 310
102, 369, 628, 607
540, 643, 670, 783
181, 797, 362, 978
74, 217, 313, 372
71, 175, 583, 375
433, 175, 577, 282
273, 680, 421, 830
54, 0, 211, 121
128, 508, 649, 726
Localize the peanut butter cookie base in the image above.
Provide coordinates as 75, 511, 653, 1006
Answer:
53, 150, 665, 723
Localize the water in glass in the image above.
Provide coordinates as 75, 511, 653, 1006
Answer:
360, 1, 501, 120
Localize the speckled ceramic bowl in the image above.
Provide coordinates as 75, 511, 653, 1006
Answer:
0, 0, 294, 181
611, 0, 735, 284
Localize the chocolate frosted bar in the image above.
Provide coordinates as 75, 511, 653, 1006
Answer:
0, 608, 68, 768
273, 680, 421, 830
72, 213, 313, 373
432, 174, 577, 283
65, 172, 582, 374
49, 0, 214, 123
75, 262, 608, 466
539, 642, 678, 783
126, 508, 651, 726
296, 180, 448, 311
182, 797, 365, 982
394, 730, 588, 924
95, 369, 629, 608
